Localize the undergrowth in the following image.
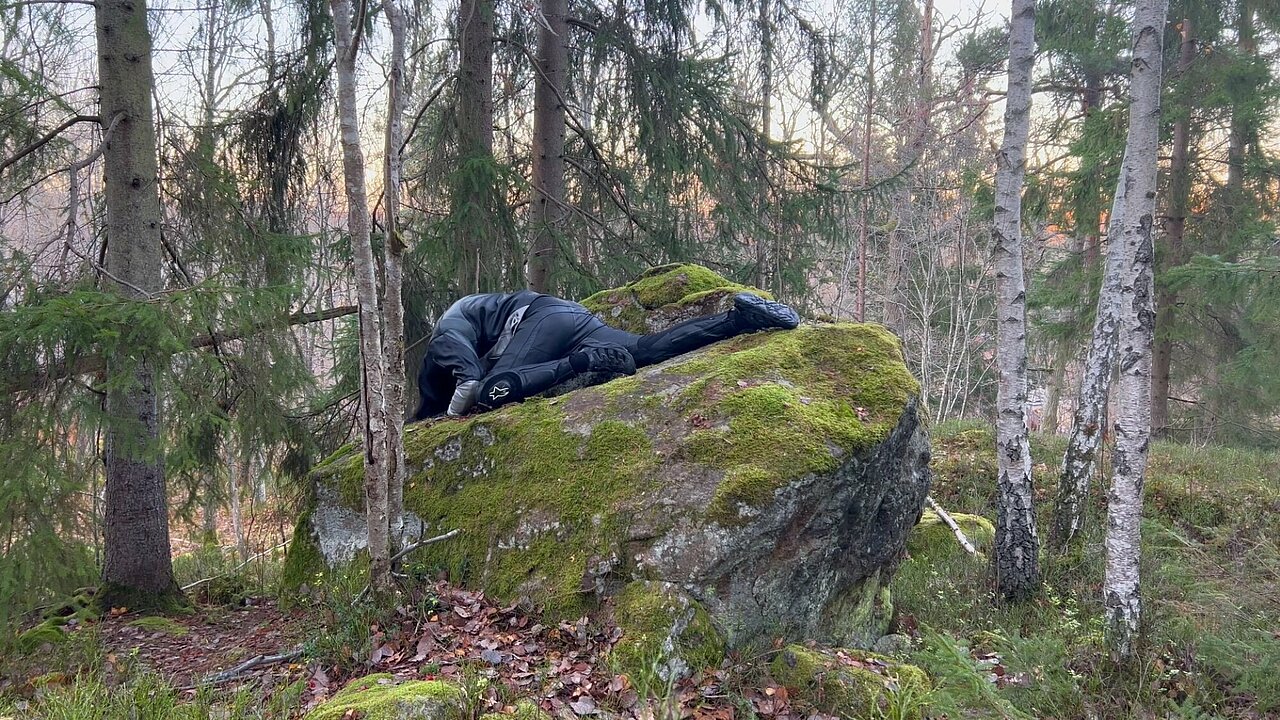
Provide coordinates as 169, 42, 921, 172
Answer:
900, 423, 1280, 718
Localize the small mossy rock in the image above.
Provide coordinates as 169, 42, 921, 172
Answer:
288, 266, 931, 650
16, 618, 69, 652
770, 644, 931, 720
906, 510, 994, 562
479, 699, 551, 720
579, 263, 769, 334
304, 674, 461, 720
609, 581, 725, 682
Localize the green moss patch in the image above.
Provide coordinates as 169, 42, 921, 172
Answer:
580, 264, 769, 333
127, 616, 189, 636
676, 324, 918, 523
305, 674, 462, 720
770, 644, 931, 720
609, 581, 725, 681
907, 510, 995, 562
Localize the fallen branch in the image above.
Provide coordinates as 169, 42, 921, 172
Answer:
195, 645, 304, 687
356, 529, 461, 602
926, 495, 979, 556
180, 539, 290, 593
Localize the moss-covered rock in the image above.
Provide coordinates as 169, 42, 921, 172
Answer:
609, 581, 725, 681
770, 644, 931, 720
288, 265, 930, 650
580, 263, 768, 334
304, 674, 461, 720
907, 510, 995, 562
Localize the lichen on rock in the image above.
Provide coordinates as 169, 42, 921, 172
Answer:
303, 674, 461, 720
770, 644, 931, 720
286, 264, 931, 655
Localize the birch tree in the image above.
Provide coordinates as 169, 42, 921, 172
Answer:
330, 0, 392, 592
1104, 0, 1166, 662
383, 0, 408, 552
990, 0, 1039, 601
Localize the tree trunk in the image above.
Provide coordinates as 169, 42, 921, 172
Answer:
755, 0, 774, 292
383, 0, 408, 552
331, 0, 391, 592
991, 0, 1039, 601
454, 0, 496, 293
1152, 18, 1196, 440
1226, 4, 1254, 195
1104, 0, 1166, 663
228, 447, 248, 563
856, 0, 877, 322
526, 0, 568, 293
96, 0, 181, 606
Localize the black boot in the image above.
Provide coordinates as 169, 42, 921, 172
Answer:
732, 293, 801, 330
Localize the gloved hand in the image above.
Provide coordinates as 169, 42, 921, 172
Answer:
447, 379, 480, 416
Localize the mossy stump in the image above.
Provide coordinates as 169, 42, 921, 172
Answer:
286, 265, 931, 654
770, 644, 931, 720
304, 674, 462, 720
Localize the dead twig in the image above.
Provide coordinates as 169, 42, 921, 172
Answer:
926, 495, 979, 556
193, 645, 304, 687
180, 539, 290, 592
355, 529, 461, 602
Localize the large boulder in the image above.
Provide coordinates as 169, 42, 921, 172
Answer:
285, 265, 931, 656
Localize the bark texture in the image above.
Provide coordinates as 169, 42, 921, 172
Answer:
1151, 18, 1195, 439
454, 0, 496, 293
331, 0, 391, 591
526, 0, 569, 293
1104, 0, 1166, 663
1053, 160, 1128, 550
990, 0, 1039, 601
383, 0, 408, 551
96, 0, 180, 602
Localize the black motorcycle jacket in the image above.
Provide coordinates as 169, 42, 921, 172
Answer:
415, 290, 543, 419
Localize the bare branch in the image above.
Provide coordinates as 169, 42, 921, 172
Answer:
0, 114, 100, 176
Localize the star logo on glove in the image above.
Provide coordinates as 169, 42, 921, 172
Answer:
488, 382, 510, 401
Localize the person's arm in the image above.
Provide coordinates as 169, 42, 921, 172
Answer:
427, 327, 487, 415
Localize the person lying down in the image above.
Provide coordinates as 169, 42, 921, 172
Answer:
413, 290, 801, 420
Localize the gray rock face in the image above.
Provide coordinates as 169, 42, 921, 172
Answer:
285, 267, 931, 652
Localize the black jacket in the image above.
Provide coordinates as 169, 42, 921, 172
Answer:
415, 291, 543, 419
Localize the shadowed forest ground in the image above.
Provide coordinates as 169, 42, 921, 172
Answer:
3, 423, 1278, 719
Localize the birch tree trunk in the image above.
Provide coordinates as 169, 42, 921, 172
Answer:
1053, 165, 1127, 550
383, 0, 408, 552
990, 0, 1039, 601
331, 0, 391, 592
97, 0, 181, 605
526, 0, 568, 293
1104, 0, 1167, 662
1152, 18, 1196, 439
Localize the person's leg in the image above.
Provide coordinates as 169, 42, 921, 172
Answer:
475, 303, 635, 411
592, 293, 800, 368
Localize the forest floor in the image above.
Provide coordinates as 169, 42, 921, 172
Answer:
3, 423, 1279, 719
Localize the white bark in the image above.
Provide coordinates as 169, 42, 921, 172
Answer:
1104, 0, 1167, 663
383, 0, 408, 553
331, 0, 391, 592
1054, 160, 1127, 549
991, 0, 1039, 601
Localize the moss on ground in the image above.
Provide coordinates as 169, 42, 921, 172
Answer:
907, 510, 994, 562
609, 581, 725, 681
304, 674, 462, 720
126, 616, 188, 636
770, 644, 931, 719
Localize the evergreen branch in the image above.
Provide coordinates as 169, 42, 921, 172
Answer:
3, 305, 358, 395
0, 114, 100, 176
